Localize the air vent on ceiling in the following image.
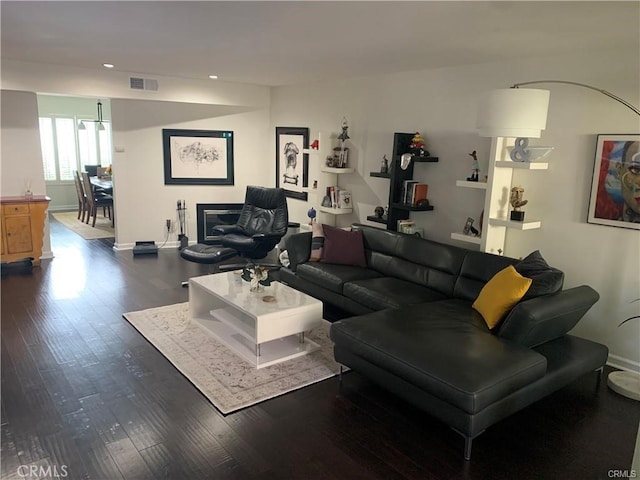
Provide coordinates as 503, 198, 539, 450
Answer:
129, 77, 159, 91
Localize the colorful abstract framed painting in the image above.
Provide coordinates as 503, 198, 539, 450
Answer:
163, 129, 234, 185
275, 127, 309, 201
587, 134, 640, 230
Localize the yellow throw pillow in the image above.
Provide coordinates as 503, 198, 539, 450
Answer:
473, 265, 532, 329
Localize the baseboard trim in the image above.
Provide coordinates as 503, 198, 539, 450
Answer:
48, 205, 77, 212
607, 354, 640, 373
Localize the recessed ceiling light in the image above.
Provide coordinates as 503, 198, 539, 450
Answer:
208, 75, 218, 80
103, 63, 114, 69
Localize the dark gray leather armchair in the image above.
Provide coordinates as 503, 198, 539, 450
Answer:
179, 187, 289, 286
213, 186, 289, 262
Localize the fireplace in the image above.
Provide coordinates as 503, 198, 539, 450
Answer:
196, 203, 244, 245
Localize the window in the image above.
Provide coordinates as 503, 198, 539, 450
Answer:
38, 116, 112, 182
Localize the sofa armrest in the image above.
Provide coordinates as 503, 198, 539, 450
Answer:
496, 285, 600, 348
213, 224, 243, 235
285, 232, 312, 272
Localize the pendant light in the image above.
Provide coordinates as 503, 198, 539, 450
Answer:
78, 100, 106, 130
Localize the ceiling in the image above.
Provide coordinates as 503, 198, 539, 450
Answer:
1, 1, 638, 87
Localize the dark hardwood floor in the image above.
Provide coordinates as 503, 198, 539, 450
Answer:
1, 215, 638, 480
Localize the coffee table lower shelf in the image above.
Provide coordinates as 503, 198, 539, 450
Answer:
192, 312, 320, 369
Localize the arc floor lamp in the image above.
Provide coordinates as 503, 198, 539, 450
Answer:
477, 79, 640, 139
477, 80, 640, 402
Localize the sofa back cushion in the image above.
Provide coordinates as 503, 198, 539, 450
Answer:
352, 224, 466, 297
453, 251, 517, 302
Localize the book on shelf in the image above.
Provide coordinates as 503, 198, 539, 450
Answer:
338, 190, 352, 209
397, 219, 415, 232
324, 186, 352, 209
401, 180, 419, 204
332, 147, 349, 168
412, 183, 428, 205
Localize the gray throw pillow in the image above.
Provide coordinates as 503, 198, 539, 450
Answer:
514, 250, 564, 299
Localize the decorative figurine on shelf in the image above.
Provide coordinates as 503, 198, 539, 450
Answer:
374, 206, 385, 218
337, 117, 350, 142
380, 155, 389, 174
409, 132, 429, 157
307, 207, 317, 224
510, 138, 531, 162
310, 139, 319, 150
467, 150, 480, 182
463, 217, 480, 237
332, 117, 350, 168
400, 153, 412, 170
312, 180, 318, 189
510, 186, 528, 221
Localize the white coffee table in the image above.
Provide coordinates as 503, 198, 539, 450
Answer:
188, 271, 323, 368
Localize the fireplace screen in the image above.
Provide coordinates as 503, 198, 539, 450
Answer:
196, 203, 244, 245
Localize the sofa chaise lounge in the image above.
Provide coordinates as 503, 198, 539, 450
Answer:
279, 223, 608, 459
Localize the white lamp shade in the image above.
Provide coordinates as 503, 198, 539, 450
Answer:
477, 88, 550, 138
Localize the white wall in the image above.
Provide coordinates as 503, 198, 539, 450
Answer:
110, 100, 271, 248
270, 49, 640, 369
0, 90, 52, 258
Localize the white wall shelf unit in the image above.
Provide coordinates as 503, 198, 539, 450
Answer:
481, 137, 551, 255
451, 137, 552, 255
315, 131, 355, 226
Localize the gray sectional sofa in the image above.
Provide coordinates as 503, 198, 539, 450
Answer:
279, 223, 608, 459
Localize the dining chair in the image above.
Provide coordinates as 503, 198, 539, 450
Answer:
73, 171, 88, 222
81, 171, 114, 227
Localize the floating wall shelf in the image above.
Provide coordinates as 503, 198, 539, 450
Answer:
319, 206, 353, 215
488, 218, 541, 230
455, 180, 488, 189
495, 161, 548, 170
450, 233, 482, 245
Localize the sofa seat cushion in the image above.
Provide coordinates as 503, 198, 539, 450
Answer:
330, 302, 547, 414
296, 262, 382, 294
344, 277, 447, 310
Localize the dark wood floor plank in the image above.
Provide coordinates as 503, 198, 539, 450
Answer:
138, 443, 189, 480
1, 214, 637, 480
61, 409, 125, 480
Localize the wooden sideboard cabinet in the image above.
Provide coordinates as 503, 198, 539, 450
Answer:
1, 196, 50, 265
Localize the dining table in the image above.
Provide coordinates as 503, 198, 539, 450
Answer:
90, 176, 113, 194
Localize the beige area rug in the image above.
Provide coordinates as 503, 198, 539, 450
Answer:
52, 211, 114, 239
123, 303, 342, 414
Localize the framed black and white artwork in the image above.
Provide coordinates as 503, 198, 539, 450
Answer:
163, 129, 234, 185
275, 126, 309, 200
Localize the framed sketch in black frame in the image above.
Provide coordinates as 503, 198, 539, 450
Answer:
163, 129, 234, 185
275, 126, 309, 200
